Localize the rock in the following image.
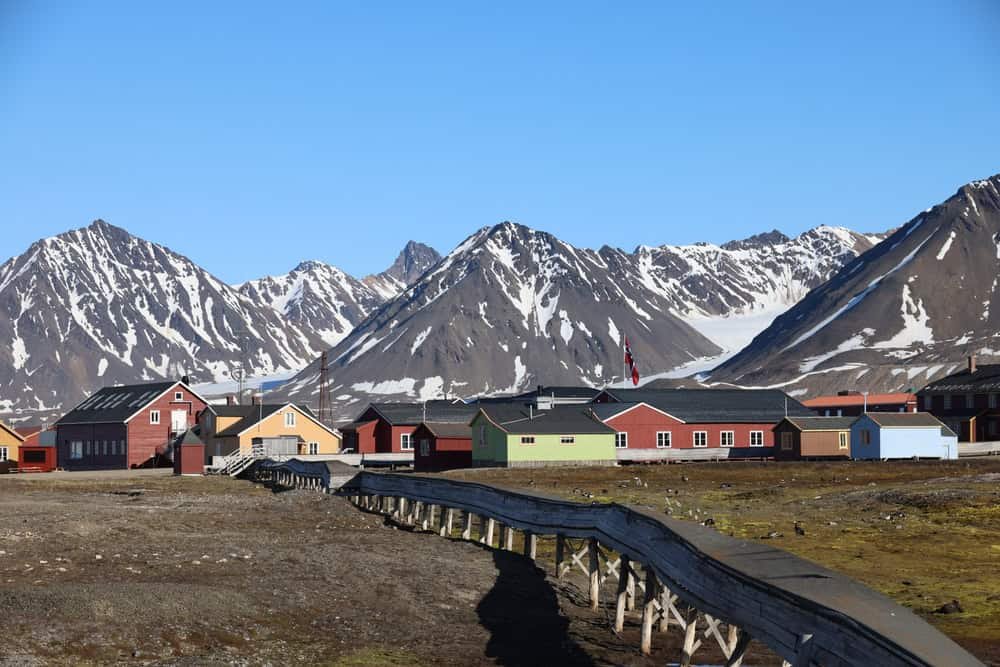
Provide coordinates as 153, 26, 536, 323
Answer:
933, 600, 963, 614
720, 483, 732, 489
759, 531, 783, 540
794, 523, 806, 536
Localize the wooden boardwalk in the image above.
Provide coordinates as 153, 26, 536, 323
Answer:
248, 459, 983, 667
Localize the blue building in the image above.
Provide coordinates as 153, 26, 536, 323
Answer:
850, 412, 957, 460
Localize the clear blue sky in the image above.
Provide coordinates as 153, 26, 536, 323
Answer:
2, 2, 998, 283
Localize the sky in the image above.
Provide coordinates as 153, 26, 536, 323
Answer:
2, 2, 998, 283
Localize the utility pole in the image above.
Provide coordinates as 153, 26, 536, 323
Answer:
317, 351, 331, 426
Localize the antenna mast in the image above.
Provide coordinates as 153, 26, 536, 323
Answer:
318, 351, 331, 426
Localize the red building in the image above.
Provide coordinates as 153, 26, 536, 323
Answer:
55, 380, 208, 470
591, 388, 815, 461
173, 430, 206, 475
412, 422, 473, 472
342, 401, 478, 455
802, 391, 916, 417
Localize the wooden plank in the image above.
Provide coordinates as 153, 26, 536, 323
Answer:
614, 555, 631, 633
640, 566, 658, 655
588, 538, 600, 611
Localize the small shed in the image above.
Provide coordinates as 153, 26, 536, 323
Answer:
851, 412, 958, 460
18, 431, 57, 473
173, 430, 206, 476
412, 422, 473, 472
773, 417, 855, 460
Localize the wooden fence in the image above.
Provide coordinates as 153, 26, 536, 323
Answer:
248, 459, 982, 667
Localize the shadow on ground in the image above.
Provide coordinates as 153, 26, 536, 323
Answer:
477, 548, 595, 666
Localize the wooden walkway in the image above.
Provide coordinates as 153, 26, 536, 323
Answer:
247, 459, 983, 667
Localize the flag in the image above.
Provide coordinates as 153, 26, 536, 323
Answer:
624, 336, 640, 386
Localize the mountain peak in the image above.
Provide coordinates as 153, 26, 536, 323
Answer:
721, 229, 790, 250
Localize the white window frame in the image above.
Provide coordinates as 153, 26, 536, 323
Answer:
0, 447, 7, 462
720, 431, 734, 448
749, 431, 764, 447
693, 431, 708, 448
656, 431, 671, 448
284, 411, 297, 428
520, 436, 536, 445
615, 432, 628, 449
308, 442, 319, 455
400, 433, 413, 450
174, 392, 183, 401
150, 410, 160, 425
838, 432, 849, 449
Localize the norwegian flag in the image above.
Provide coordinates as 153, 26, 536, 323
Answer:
624, 336, 640, 386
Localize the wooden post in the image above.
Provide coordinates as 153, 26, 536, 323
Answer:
556, 534, 566, 579
485, 517, 496, 546
440, 507, 454, 537
522, 531, 537, 560
659, 586, 672, 632
726, 627, 752, 667
640, 566, 658, 655
462, 511, 473, 540
588, 538, 600, 611
681, 609, 699, 667
503, 525, 514, 551
423, 504, 434, 531
614, 555, 631, 633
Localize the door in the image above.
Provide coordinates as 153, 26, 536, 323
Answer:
171, 410, 188, 434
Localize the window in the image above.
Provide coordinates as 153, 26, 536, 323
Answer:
943, 395, 952, 410
839, 432, 848, 449
479, 425, 487, 447
150, 410, 160, 425
967, 394, 975, 409
418, 439, 429, 457
990, 421, 998, 437
400, 433, 413, 450
308, 442, 319, 455
720, 431, 734, 447
102, 440, 108, 456
560, 436, 575, 444
836, 409, 843, 417
749, 431, 764, 447
70, 441, 83, 459
174, 392, 183, 401
861, 429, 872, 445
284, 411, 296, 427
693, 431, 708, 448
0, 447, 6, 462
823, 409, 831, 416
85, 441, 91, 455
615, 432, 628, 449
991, 394, 999, 409
520, 436, 536, 445
656, 431, 671, 448
780, 432, 794, 451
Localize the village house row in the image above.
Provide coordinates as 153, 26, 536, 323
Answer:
1, 355, 993, 474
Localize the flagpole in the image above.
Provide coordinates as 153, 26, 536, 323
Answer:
622, 332, 626, 389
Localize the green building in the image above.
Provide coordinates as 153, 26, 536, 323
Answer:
470, 403, 617, 468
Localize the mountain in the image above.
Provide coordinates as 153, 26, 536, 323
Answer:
237, 260, 385, 349
0, 220, 323, 419
275, 222, 877, 418
707, 174, 1000, 397
363, 241, 442, 300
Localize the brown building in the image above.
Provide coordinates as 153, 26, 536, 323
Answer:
802, 392, 916, 417
412, 421, 473, 472
54, 380, 208, 470
917, 356, 1000, 442
342, 402, 478, 455
773, 416, 854, 460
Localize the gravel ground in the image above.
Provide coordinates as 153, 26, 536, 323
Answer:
0, 472, 767, 666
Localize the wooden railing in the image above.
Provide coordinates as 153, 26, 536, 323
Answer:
247, 459, 983, 667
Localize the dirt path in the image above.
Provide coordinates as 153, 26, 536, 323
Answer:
0, 474, 767, 666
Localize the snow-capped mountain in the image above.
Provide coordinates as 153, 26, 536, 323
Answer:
237, 260, 385, 349
707, 174, 1000, 397
0, 220, 323, 419
363, 241, 442, 300
276, 222, 876, 417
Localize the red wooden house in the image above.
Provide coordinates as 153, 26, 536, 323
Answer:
342, 401, 478, 456
55, 380, 208, 470
591, 388, 815, 461
412, 421, 473, 472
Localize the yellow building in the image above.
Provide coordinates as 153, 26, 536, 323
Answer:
0, 420, 25, 466
199, 402, 341, 460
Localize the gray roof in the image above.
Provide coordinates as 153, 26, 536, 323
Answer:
176, 429, 204, 446
589, 402, 642, 421
779, 416, 857, 431
56, 382, 177, 425
477, 404, 614, 435
215, 404, 287, 437
920, 364, 1000, 393
207, 405, 259, 418
596, 388, 814, 423
361, 401, 479, 425
415, 422, 472, 439
862, 412, 950, 432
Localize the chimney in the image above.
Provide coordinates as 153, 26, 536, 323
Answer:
226, 395, 236, 406
181, 375, 190, 385
251, 395, 262, 406
969, 354, 977, 375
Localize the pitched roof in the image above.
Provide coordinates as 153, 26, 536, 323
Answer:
207, 405, 259, 418
780, 416, 857, 431
802, 393, 915, 408
215, 404, 287, 436
920, 364, 1000, 393
862, 412, 949, 429
476, 404, 614, 435
176, 429, 205, 446
0, 420, 25, 443
516, 386, 601, 400
361, 401, 479, 425
13, 425, 43, 438
596, 388, 814, 423
416, 422, 472, 439
56, 381, 203, 425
